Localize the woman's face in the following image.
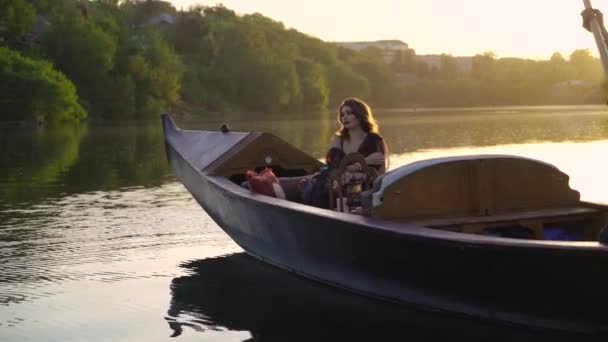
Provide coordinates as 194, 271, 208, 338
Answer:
340, 105, 361, 130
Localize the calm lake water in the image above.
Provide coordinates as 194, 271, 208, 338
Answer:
1, 105, 608, 341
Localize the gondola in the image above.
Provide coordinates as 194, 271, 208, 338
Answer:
162, 113, 608, 335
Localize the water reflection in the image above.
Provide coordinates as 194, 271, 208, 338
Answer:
166, 253, 585, 342
58, 123, 171, 193
179, 105, 608, 158
380, 108, 608, 154
1, 106, 607, 209
0, 122, 172, 211
0, 182, 230, 307
0, 124, 87, 205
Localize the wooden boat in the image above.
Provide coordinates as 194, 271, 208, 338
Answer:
161, 113, 608, 335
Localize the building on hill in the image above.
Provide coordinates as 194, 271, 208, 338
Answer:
415, 54, 474, 73
335, 40, 411, 63
336, 40, 474, 74
147, 13, 176, 27
336, 39, 410, 51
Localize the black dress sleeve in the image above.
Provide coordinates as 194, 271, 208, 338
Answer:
359, 133, 385, 157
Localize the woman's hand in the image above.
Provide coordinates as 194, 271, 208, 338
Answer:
365, 152, 385, 166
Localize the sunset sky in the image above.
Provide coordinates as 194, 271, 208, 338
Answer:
168, 0, 604, 59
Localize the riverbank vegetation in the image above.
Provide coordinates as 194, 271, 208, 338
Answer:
0, 0, 605, 123
0, 46, 86, 123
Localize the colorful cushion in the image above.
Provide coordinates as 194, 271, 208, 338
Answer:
245, 168, 286, 199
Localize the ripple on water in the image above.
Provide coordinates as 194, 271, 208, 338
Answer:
0, 181, 240, 311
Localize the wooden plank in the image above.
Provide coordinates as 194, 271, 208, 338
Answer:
408, 207, 600, 227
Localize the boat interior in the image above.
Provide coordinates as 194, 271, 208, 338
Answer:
208, 131, 608, 242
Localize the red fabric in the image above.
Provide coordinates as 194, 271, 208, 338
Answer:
245, 168, 285, 199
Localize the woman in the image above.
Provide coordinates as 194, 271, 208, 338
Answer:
301, 98, 388, 210
326, 97, 389, 174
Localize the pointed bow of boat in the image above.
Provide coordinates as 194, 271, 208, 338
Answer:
161, 113, 250, 173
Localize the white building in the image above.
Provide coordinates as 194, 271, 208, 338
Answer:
415, 55, 474, 73
335, 40, 411, 63
147, 13, 176, 26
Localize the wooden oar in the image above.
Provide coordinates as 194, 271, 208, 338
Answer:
583, 0, 608, 76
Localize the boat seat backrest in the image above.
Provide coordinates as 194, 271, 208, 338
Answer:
371, 155, 580, 220
208, 133, 322, 177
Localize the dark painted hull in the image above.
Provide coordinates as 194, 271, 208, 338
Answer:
162, 114, 608, 335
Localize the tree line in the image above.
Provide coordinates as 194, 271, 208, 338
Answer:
0, 0, 605, 123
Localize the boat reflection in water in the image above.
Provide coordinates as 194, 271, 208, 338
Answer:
165, 253, 587, 341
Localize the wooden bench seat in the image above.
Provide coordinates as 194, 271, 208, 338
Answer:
407, 206, 603, 239
367, 155, 608, 239
409, 207, 600, 227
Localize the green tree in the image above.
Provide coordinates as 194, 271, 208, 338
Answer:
194, 9, 301, 112
326, 63, 370, 104
0, 0, 36, 47
295, 58, 329, 110
415, 60, 430, 78
550, 52, 566, 64
290, 30, 339, 65
117, 30, 182, 116
120, 0, 176, 27
471, 51, 496, 81
0, 46, 86, 123
536, 52, 576, 85
391, 48, 416, 74
569, 49, 600, 81
30, 0, 50, 12
39, 9, 116, 112
439, 54, 460, 80
99, 0, 120, 8
347, 47, 396, 105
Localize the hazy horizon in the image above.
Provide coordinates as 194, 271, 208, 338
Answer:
168, 0, 604, 60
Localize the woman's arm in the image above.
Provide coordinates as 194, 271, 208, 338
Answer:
365, 152, 385, 165
365, 152, 385, 174
364, 135, 388, 174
